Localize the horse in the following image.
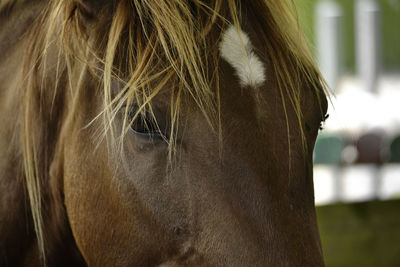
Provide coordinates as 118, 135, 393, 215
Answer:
0, 0, 329, 266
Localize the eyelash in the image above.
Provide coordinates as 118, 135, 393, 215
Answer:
319, 114, 329, 131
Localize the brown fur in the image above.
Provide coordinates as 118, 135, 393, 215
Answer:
1, 0, 328, 266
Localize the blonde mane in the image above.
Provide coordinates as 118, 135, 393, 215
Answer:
20, 0, 327, 262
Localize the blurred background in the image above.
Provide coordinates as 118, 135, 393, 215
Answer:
295, 0, 400, 266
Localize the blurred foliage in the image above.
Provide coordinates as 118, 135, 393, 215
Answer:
317, 199, 400, 266
295, 0, 400, 73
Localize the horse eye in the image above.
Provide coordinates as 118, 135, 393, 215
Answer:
126, 106, 167, 140
131, 113, 160, 135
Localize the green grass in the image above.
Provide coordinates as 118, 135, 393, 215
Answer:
317, 199, 400, 266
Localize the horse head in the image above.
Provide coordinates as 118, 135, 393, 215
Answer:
2, 0, 328, 266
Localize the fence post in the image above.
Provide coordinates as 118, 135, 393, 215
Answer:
315, 0, 343, 92
355, 0, 381, 93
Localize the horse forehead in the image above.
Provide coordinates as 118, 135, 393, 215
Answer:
219, 25, 266, 88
